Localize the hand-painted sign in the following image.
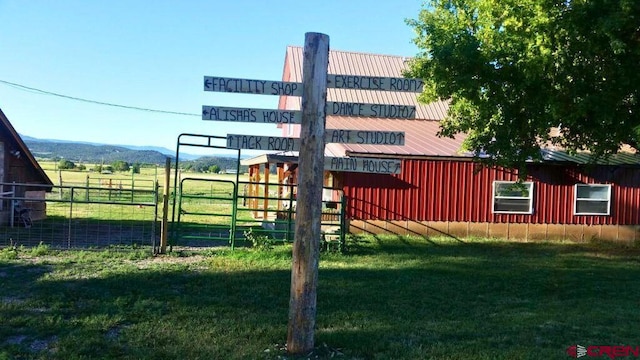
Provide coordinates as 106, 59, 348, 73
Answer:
226, 130, 405, 151
324, 157, 402, 174
226, 134, 300, 151
326, 74, 423, 93
202, 106, 302, 124
325, 129, 405, 146
204, 76, 303, 96
326, 101, 416, 119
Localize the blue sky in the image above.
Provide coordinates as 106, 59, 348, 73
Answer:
0, 0, 425, 155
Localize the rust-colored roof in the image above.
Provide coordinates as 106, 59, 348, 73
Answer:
324, 117, 465, 158
282, 46, 449, 121
281, 46, 463, 157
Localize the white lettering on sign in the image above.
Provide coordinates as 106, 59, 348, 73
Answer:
202, 106, 302, 124
325, 129, 405, 145
324, 157, 402, 174
226, 134, 301, 151
327, 74, 424, 93
204, 76, 302, 96
326, 102, 416, 119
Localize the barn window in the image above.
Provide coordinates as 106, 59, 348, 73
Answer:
574, 184, 611, 215
492, 181, 534, 214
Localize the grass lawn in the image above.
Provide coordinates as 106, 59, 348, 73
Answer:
1, 236, 639, 359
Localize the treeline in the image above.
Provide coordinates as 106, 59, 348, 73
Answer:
25, 139, 251, 174
179, 156, 248, 173
57, 159, 142, 173
25, 140, 170, 164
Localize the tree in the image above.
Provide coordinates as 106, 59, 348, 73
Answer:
407, 0, 640, 170
208, 165, 220, 174
111, 160, 130, 172
131, 163, 141, 174
58, 159, 75, 170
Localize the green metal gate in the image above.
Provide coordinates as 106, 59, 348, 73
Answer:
173, 177, 239, 248
169, 133, 348, 250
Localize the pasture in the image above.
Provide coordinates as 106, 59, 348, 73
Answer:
1, 236, 640, 359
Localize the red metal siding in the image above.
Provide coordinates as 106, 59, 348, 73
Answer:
342, 159, 640, 225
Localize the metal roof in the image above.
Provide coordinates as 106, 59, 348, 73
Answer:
283, 46, 449, 121
282, 46, 462, 158
540, 149, 640, 166
276, 47, 640, 166
324, 116, 465, 158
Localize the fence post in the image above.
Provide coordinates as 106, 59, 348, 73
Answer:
9, 183, 16, 228
159, 158, 171, 254
58, 171, 63, 199
68, 187, 74, 248
85, 174, 90, 201
286, 32, 329, 355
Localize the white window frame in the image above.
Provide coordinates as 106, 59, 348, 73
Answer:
492, 181, 534, 214
574, 184, 612, 216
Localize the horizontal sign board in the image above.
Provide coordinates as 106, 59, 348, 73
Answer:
325, 129, 405, 146
327, 101, 416, 120
204, 75, 423, 96
226, 134, 301, 152
204, 76, 303, 96
325, 157, 402, 174
203, 106, 302, 124
327, 74, 423, 93
226, 131, 405, 151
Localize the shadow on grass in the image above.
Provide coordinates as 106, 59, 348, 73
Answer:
2, 240, 640, 359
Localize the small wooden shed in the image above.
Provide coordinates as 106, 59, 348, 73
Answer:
0, 108, 53, 223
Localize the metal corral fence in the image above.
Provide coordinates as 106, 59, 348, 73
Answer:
172, 177, 345, 250
0, 181, 159, 250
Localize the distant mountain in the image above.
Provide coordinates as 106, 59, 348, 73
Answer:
20, 135, 203, 162
24, 140, 171, 165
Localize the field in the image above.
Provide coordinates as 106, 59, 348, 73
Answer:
28, 161, 329, 248
2, 236, 640, 359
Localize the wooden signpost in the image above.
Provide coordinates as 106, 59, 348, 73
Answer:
201, 32, 424, 355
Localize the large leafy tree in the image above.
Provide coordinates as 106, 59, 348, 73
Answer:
407, 0, 640, 169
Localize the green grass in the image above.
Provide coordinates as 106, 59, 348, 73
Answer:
2, 236, 640, 359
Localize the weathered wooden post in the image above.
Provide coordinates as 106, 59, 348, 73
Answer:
159, 158, 171, 254
286, 32, 329, 355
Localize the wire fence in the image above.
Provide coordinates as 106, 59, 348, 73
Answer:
0, 182, 159, 250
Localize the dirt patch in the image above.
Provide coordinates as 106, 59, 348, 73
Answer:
132, 254, 210, 269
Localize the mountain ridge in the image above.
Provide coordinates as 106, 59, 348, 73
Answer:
21, 135, 209, 163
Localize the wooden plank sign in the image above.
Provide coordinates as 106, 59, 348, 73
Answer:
325, 129, 405, 146
326, 101, 416, 119
327, 74, 424, 93
204, 76, 303, 96
226, 130, 405, 151
203, 105, 301, 124
325, 157, 402, 174
226, 134, 300, 151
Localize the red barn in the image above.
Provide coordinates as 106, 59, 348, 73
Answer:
245, 47, 640, 243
